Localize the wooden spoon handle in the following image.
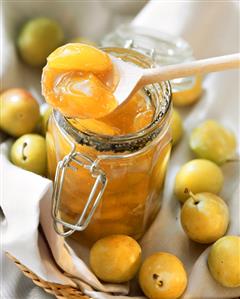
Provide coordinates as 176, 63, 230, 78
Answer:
141, 53, 240, 85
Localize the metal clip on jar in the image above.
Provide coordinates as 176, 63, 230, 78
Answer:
46, 47, 172, 245
52, 145, 107, 237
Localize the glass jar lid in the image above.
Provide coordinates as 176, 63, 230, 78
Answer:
101, 23, 194, 65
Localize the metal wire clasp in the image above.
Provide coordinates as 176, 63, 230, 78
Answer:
52, 150, 107, 237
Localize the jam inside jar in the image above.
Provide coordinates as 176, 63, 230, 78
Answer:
46, 47, 172, 246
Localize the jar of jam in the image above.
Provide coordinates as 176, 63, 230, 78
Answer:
45, 47, 172, 246
101, 24, 202, 106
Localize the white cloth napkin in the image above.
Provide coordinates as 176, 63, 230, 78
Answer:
1, 1, 240, 299
133, 1, 239, 59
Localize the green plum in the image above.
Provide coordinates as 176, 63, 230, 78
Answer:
0, 88, 40, 137
10, 134, 47, 176
35, 103, 52, 135
139, 252, 187, 299
174, 159, 224, 203
189, 120, 237, 164
41, 104, 52, 135
181, 192, 229, 244
17, 17, 64, 67
170, 108, 183, 146
208, 236, 240, 287
90, 234, 142, 283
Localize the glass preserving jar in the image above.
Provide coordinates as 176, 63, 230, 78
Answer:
46, 47, 172, 246
101, 24, 202, 106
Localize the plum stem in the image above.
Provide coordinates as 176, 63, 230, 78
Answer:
189, 191, 200, 205
22, 142, 28, 161
185, 188, 199, 204
152, 273, 164, 287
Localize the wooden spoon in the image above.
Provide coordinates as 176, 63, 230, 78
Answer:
112, 53, 240, 106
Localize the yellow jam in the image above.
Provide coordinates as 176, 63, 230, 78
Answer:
42, 43, 118, 119
43, 44, 172, 245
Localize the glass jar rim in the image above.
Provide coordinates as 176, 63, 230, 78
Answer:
53, 47, 172, 153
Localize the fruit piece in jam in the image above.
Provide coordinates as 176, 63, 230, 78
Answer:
47, 43, 112, 73
42, 43, 118, 119
69, 118, 121, 136
100, 91, 154, 135
45, 71, 117, 119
